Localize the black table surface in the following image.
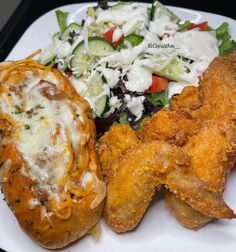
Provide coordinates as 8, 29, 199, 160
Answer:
0, 0, 235, 61
0, 0, 235, 251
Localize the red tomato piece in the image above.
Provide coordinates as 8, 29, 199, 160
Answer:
189, 21, 208, 31
148, 76, 169, 93
103, 27, 124, 47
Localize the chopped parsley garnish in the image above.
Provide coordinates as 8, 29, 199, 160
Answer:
36, 105, 45, 109
25, 124, 31, 130
14, 105, 23, 114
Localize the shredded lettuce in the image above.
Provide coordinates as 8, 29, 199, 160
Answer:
154, 57, 187, 82
149, 0, 156, 21
150, 0, 179, 22
56, 10, 69, 34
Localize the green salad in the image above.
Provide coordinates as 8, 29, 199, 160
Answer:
40, 0, 236, 136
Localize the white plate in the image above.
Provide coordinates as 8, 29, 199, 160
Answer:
2, 2, 236, 252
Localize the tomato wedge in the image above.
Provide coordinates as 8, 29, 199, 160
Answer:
103, 27, 124, 47
66, 71, 73, 77
189, 21, 208, 31
148, 76, 168, 93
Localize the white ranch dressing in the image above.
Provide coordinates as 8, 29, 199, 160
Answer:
125, 62, 153, 92
97, 66, 120, 88
168, 81, 197, 99
149, 14, 179, 37
96, 3, 148, 37
112, 28, 123, 43
98, 31, 158, 66
40, 3, 221, 121
125, 95, 145, 120
162, 30, 219, 83
40, 38, 71, 63
163, 30, 218, 61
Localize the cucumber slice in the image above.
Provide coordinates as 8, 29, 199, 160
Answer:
87, 71, 107, 117
112, 2, 133, 10
150, 0, 179, 22
118, 34, 144, 49
61, 23, 81, 41
71, 37, 114, 78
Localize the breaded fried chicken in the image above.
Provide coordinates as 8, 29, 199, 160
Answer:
166, 52, 236, 229
172, 52, 236, 119
103, 140, 235, 233
98, 124, 138, 183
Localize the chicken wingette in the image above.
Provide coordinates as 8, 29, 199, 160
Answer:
101, 138, 235, 233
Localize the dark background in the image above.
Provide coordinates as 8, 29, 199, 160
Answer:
0, 0, 235, 61
0, 0, 235, 251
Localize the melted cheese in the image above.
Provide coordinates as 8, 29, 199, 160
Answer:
28, 198, 40, 209
0, 72, 83, 200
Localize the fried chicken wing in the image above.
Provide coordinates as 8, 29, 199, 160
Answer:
165, 52, 236, 229
184, 118, 236, 193
172, 52, 236, 119
171, 86, 201, 113
104, 140, 235, 233
165, 118, 236, 228
165, 169, 235, 219
104, 141, 189, 233
138, 109, 201, 146
98, 124, 138, 183
165, 191, 212, 230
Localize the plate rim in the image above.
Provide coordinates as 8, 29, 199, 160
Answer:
2, 2, 236, 252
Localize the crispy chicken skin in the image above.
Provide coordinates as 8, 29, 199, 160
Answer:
171, 86, 201, 113
183, 118, 236, 194
103, 139, 235, 233
166, 118, 236, 229
166, 53, 236, 229
165, 169, 235, 219
138, 109, 201, 146
138, 111, 236, 226
98, 124, 138, 183
104, 141, 188, 233
165, 191, 212, 230
172, 52, 236, 119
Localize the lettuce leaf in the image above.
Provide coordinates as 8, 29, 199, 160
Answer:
56, 10, 69, 34
146, 90, 170, 107
214, 22, 236, 55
